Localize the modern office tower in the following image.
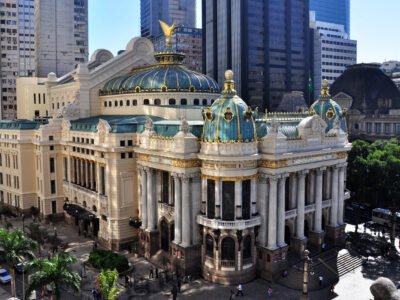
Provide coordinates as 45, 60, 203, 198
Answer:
310, 0, 350, 35
202, 0, 311, 111
310, 12, 357, 98
140, 0, 196, 39
34, 0, 89, 77
153, 27, 202, 72
0, 0, 35, 119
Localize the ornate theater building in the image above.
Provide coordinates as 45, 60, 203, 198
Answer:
6, 34, 350, 283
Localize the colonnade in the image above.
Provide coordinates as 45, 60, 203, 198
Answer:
139, 166, 201, 248
200, 177, 257, 220
258, 163, 347, 250
68, 156, 106, 195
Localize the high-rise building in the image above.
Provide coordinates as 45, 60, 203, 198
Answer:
202, 0, 311, 110
34, 0, 89, 77
153, 27, 202, 72
310, 0, 350, 35
310, 13, 357, 98
140, 0, 196, 39
0, 0, 35, 120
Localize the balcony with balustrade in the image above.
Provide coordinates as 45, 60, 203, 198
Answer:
197, 214, 261, 230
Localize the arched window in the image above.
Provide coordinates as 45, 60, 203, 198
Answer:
83, 201, 87, 208
104, 101, 107, 107
193, 99, 199, 105
92, 205, 97, 212
126, 100, 130, 106
119, 100, 123, 106
189, 86, 195, 92
221, 237, 235, 260
108, 101, 112, 107
154, 99, 161, 105
143, 99, 149, 105
169, 99, 176, 105
132, 100, 137, 106
205, 234, 214, 257
243, 235, 252, 259
202, 99, 208, 105
135, 86, 140, 93
114, 100, 118, 107
161, 86, 167, 92
180, 99, 187, 105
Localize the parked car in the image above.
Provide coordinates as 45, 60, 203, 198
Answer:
0, 268, 11, 283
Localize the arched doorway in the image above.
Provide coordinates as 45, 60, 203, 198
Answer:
221, 237, 235, 261
242, 235, 252, 261
304, 220, 310, 238
160, 219, 169, 252
285, 225, 291, 246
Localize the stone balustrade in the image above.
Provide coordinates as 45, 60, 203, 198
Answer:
197, 214, 261, 230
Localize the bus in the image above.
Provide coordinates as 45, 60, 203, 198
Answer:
371, 208, 400, 228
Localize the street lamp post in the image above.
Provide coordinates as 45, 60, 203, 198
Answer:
301, 249, 312, 300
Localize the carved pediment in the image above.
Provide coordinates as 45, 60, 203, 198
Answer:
97, 119, 111, 144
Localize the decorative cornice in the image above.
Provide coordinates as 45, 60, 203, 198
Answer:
201, 174, 257, 181
137, 154, 150, 161
171, 159, 201, 168
259, 160, 288, 168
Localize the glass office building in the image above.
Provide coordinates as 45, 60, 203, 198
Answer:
310, 0, 350, 35
140, 0, 196, 39
203, 0, 310, 110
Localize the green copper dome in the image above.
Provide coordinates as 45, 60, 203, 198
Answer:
202, 70, 257, 143
310, 80, 347, 133
101, 51, 219, 95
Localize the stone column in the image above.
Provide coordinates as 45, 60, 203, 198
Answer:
277, 174, 288, 247
95, 163, 99, 193
337, 165, 346, 225
235, 180, 242, 219
192, 175, 201, 245
201, 177, 207, 215
289, 173, 297, 209
330, 166, 339, 227
181, 175, 191, 247
324, 168, 331, 200
308, 171, 315, 205
140, 167, 148, 229
215, 180, 221, 219
267, 176, 278, 250
258, 175, 268, 246
296, 171, 307, 239
173, 174, 182, 244
251, 178, 257, 216
147, 168, 156, 231
314, 168, 324, 232
80, 159, 84, 187
71, 157, 75, 183
85, 160, 89, 189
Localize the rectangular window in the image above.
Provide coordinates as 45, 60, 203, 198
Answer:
50, 180, 56, 194
127, 140, 133, 146
120, 140, 125, 147
242, 180, 251, 220
63, 157, 68, 181
33, 93, 36, 104
120, 153, 126, 159
384, 123, 391, 134
366, 122, 372, 133
0, 173, 3, 185
49, 135, 54, 141
207, 179, 215, 219
51, 200, 57, 214
100, 166, 105, 195
375, 123, 381, 134
222, 181, 235, 221
161, 171, 169, 204
396, 124, 400, 135
49, 157, 55, 173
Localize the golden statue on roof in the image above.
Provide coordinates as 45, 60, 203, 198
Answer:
159, 20, 176, 48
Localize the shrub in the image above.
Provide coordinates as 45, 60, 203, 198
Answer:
89, 250, 129, 273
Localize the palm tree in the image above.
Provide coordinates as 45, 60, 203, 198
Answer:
0, 228, 37, 297
25, 253, 81, 300
97, 269, 123, 300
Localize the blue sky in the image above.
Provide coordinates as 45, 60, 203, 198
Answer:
89, 0, 400, 63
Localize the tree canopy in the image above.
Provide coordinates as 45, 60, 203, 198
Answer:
347, 139, 400, 210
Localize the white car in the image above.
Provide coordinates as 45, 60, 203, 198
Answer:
0, 268, 11, 284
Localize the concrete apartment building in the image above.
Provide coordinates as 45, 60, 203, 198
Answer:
310, 12, 357, 99
35, 0, 89, 77
0, 0, 88, 120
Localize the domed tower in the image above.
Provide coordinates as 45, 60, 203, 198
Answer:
310, 80, 347, 133
197, 70, 260, 284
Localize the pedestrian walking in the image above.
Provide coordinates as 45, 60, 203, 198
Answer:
319, 275, 324, 286
171, 285, 178, 300
177, 278, 181, 292
155, 267, 159, 278
149, 266, 154, 278
267, 287, 273, 297
236, 283, 244, 296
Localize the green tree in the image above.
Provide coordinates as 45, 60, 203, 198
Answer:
25, 253, 81, 300
0, 229, 37, 297
26, 223, 48, 255
347, 139, 400, 245
97, 269, 123, 300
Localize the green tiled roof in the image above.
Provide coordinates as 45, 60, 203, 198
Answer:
0, 120, 41, 130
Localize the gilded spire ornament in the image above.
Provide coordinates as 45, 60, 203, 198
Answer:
159, 20, 176, 48
320, 79, 331, 99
